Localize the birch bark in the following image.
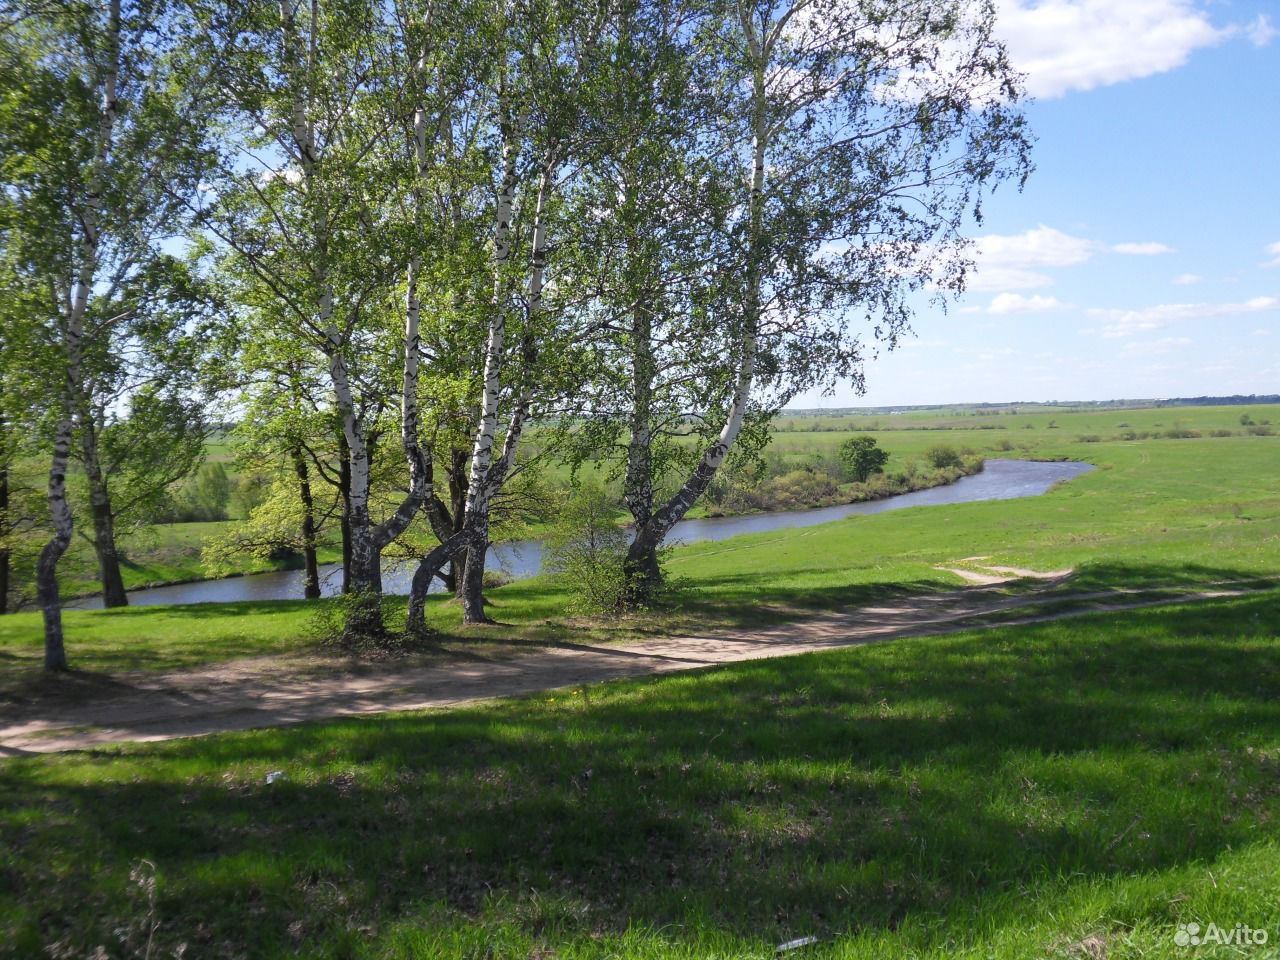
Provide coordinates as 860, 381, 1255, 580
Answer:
37, 0, 123, 664
623, 19, 766, 598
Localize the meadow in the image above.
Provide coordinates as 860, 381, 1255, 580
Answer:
2, 594, 1278, 958
37, 401, 1279, 603
3, 402, 1277, 676
2, 402, 1278, 957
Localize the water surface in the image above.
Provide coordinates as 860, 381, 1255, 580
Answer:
71, 458, 1093, 609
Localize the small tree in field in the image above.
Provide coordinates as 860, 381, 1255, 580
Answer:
839, 436, 889, 483
925, 444, 963, 469
544, 484, 629, 614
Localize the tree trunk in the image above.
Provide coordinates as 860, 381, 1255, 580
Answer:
338, 431, 352, 593
292, 448, 321, 600
0, 457, 10, 615
38, 418, 74, 671
460, 537, 490, 623
79, 415, 128, 607
447, 448, 468, 597
620, 40, 767, 603
406, 526, 477, 632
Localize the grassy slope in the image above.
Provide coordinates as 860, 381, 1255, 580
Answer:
3, 422, 1276, 676
1, 595, 1277, 958
47, 402, 1279, 596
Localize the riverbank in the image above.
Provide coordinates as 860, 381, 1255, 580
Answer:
59, 459, 1083, 610
0, 438, 1273, 676
53, 457, 992, 607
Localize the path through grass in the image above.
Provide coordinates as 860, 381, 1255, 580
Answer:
2, 593, 1278, 958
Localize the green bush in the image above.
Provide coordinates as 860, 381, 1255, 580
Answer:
156, 462, 232, 523
924, 444, 963, 469
544, 484, 629, 614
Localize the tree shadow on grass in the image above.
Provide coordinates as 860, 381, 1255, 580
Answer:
1, 586, 1277, 958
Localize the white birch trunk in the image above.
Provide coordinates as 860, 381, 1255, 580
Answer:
624, 24, 767, 593
459, 156, 550, 623
38, 0, 123, 666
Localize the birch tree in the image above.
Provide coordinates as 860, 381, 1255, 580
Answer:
2, 0, 220, 664
609, 0, 1032, 599
192, 0, 447, 636
405, 0, 611, 629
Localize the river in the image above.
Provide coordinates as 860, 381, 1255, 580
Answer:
69, 458, 1094, 609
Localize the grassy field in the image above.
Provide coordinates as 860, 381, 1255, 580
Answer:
1, 404, 1279, 957
2, 594, 1278, 958
3, 408, 1277, 676
38, 402, 1279, 600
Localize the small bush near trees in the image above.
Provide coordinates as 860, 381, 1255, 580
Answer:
838, 435, 890, 482
156, 462, 232, 522
545, 484, 630, 614
925, 444, 963, 469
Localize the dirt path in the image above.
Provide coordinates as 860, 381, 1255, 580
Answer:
0, 580, 1257, 756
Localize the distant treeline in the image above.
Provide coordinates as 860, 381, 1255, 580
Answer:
784, 396, 1280, 418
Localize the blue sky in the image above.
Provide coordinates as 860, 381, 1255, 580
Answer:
798, 0, 1280, 408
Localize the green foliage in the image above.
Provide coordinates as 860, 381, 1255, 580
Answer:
202, 475, 324, 576
544, 484, 629, 614
158, 462, 231, 523
924, 444, 964, 469
838, 435, 889, 482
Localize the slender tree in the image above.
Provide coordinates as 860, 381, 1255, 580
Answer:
603, 0, 1032, 600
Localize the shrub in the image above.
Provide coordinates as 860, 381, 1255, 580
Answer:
838, 435, 889, 482
544, 484, 629, 614
156, 462, 232, 522
924, 444, 963, 469
1247, 424, 1274, 436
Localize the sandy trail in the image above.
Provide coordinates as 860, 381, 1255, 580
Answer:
0, 580, 1255, 756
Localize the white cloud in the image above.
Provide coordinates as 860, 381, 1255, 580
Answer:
1090, 296, 1280, 338
1112, 242, 1175, 255
1120, 336, 1193, 357
1172, 273, 1203, 286
997, 0, 1229, 99
987, 293, 1070, 314
1245, 14, 1278, 47
968, 225, 1095, 291
1264, 242, 1280, 268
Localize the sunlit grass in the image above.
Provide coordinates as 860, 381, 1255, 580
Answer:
2, 593, 1277, 958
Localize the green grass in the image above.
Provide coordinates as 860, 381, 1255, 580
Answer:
2, 424, 1279, 677
2, 594, 1278, 958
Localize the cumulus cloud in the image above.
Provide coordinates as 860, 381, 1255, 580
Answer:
997, 0, 1229, 98
1172, 273, 1203, 285
987, 293, 1070, 314
968, 225, 1095, 292
1113, 242, 1175, 255
1090, 296, 1280, 338
1264, 242, 1280, 268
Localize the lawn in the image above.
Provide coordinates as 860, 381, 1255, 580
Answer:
1, 593, 1277, 958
